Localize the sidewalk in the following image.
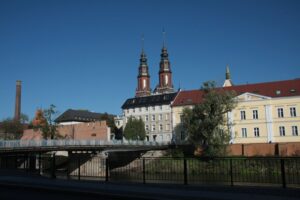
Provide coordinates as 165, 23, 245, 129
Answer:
0, 171, 299, 200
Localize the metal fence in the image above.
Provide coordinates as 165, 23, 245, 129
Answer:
0, 154, 299, 188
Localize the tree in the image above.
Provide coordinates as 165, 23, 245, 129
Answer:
40, 104, 61, 139
20, 113, 29, 124
182, 81, 237, 156
123, 117, 146, 140
0, 118, 24, 140
100, 112, 122, 139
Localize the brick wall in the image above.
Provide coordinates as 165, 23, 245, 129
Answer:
227, 143, 300, 156
22, 121, 109, 140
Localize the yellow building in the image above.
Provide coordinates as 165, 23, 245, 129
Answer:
171, 74, 300, 144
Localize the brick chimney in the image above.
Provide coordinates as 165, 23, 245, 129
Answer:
14, 80, 21, 121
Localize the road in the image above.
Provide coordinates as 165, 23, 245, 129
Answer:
0, 185, 157, 200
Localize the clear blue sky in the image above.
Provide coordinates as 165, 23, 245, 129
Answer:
0, 0, 299, 120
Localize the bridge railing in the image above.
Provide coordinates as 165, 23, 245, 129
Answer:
0, 139, 170, 149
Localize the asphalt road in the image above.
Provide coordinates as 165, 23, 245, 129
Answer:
0, 185, 157, 200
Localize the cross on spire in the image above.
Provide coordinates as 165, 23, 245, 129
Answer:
141, 33, 145, 53
162, 28, 166, 48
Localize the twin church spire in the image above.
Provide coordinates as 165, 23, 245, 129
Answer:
135, 33, 174, 97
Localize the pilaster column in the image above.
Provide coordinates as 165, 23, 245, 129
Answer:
265, 104, 273, 143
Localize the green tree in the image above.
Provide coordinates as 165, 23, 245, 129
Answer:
20, 113, 29, 124
123, 117, 146, 140
100, 112, 117, 132
41, 104, 61, 139
182, 81, 237, 156
0, 118, 24, 140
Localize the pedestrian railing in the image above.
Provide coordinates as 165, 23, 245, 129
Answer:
0, 154, 299, 188
0, 139, 170, 149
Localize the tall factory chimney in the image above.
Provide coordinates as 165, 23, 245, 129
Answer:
14, 80, 21, 121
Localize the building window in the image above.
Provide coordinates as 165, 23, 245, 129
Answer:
166, 124, 170, 131
254, 127, 259, 137
241, 111, 246, 120
133, 108, 135, 113
165, 114, 169, 120
279, 126, 285, 136
159, 124, 163, 131
126, 109, 129, 114
145, 115, 149, 121
242, 128, 247, 138
139, 107, 142, 112
180, 131, 185, 140
145, 125, 149, 131
152, 115, 155, 121
152, 124, 156, 131
290, 107, 297, 117
253, 110, 258, 119
180, 114, 184, 123
152, 106, 155, 111
159, 114, 162, 121
146, 107, 148, 111
278, 108, 284, 118
159, 105, 163, 110
292, 126, 298, 136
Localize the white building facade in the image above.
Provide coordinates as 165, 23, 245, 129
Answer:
122, 93, 178, 142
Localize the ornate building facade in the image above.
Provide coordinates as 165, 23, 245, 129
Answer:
172, 67, 300, 144
122, 43, 177, 142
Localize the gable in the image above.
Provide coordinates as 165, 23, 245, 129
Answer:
235, 92, 271, 101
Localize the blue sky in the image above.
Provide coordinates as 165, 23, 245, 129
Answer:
0, 0, 299, 120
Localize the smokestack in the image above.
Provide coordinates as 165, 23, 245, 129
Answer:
14, 80, 21, 121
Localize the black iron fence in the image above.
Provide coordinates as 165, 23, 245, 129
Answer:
0, 154, 299, 188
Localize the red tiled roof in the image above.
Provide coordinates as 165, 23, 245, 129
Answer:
172, 79, 300, 107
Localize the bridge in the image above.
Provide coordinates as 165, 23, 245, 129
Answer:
0, 139, 170, 154
0, 139, 171, 176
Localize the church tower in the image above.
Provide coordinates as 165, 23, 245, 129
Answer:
135, 48, 151, 97
154, 32, 174, 94
223, 65, 233, 87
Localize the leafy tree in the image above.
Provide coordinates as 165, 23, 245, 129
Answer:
182, 81, 237, 156
40, 104, 61, 139
123, 117, 146, 140
100, 112, 116, 129
0, 118, 24, 139
100, 112, 121, 139
20, 113, 29, 124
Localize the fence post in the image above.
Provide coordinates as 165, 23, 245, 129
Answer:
38, 153, 41, 175
184, 158, 188, 185
230, 159, 234, 186
280, 159, 286, 188
105, 157, 109, 182
78, 156, 81, 181
67, 152, 70, 180
14, 155, 18, 169
143, 158, 146, 184
51, 153, 56, 179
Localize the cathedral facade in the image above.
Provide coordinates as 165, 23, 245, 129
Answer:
122, 43, 177, 142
